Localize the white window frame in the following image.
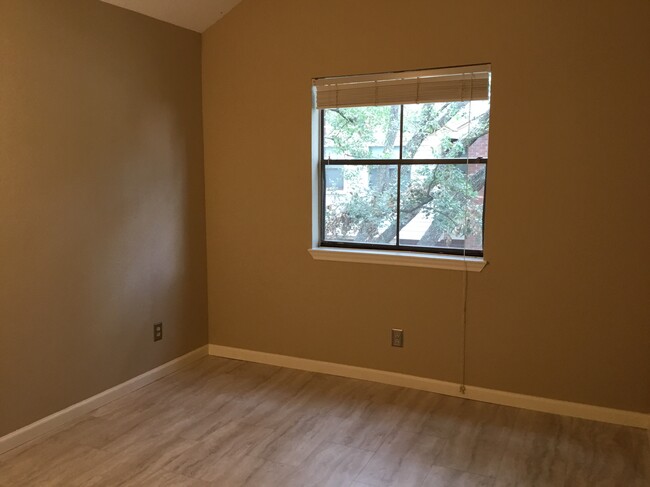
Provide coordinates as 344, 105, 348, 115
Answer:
309, 65, 490, 272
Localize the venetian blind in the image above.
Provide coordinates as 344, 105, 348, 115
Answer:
313, 64, 490, 109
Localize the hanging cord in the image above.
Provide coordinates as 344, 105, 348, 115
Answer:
459, 253, 469, 394
459, 74, 473, 395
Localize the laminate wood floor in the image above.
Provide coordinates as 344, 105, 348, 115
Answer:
0, 356, 648, 486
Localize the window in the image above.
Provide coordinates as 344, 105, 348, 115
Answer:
313, 65, 491, 260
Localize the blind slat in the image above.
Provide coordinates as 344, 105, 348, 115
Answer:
314, 66, 490, 109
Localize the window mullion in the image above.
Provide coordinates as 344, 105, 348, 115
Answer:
321, 158, 487, 166
396, 105, 404, 247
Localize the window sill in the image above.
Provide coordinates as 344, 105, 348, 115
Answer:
308, 247, 487, 272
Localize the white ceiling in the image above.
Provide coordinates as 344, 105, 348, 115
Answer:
100, 0, 243, 33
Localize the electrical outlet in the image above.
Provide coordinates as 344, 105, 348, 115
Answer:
153, 322, 163, 342
391, 328, 404, 347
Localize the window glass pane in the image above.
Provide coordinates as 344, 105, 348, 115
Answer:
324, 165, 398, 244
323, 106, 401, 160
402, 100, 490, 159
399, 164, 485, 251
325, 165, 344, 190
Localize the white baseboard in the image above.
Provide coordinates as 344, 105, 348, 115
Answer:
0, 345, 209, 456
209, 344, 649, 430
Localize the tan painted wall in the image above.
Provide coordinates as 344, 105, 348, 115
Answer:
0, 0, 207, 436
203, 0, 650, 413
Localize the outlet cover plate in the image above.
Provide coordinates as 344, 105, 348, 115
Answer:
153, 322, 163, 342
391, 328, 403, 347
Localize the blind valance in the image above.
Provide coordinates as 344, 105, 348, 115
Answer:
313, 64, 490, 109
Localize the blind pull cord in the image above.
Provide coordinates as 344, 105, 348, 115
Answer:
459, 73, 474, 396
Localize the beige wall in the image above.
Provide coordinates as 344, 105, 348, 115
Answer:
0, 0, 207, 436
203, 0, 650, 413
